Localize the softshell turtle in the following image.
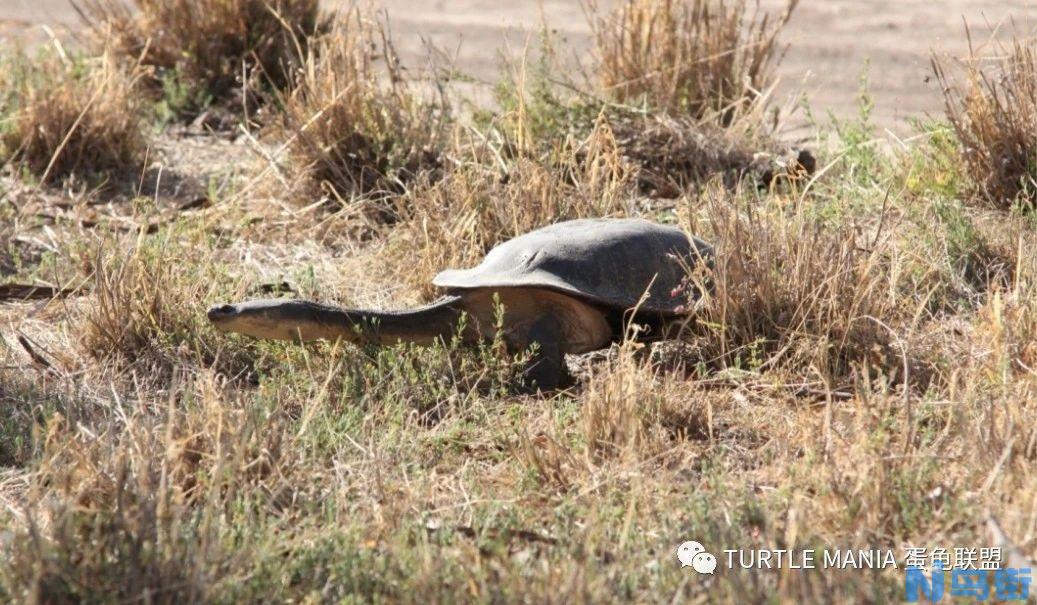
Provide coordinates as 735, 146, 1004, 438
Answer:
207, 218, 712, 389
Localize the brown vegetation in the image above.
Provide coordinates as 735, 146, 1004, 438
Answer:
2, 3, 1037, 603
0, 50, 146, 183
679, 191, 903, 384
74, 232, 255, 377
934, 34, 1037, 206
610, 111, 810, 195
588, 0, 797, 121
274, 9, 445, 209
75, 0, 325, 118
387, 115, 633, 297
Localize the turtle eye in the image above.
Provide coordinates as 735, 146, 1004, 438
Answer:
207, 304, 237, 319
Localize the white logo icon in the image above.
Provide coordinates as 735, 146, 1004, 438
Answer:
692, 551, 717, 574
677, 541, 717, 574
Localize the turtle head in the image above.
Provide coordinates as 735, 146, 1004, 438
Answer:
207, 299, 330, 341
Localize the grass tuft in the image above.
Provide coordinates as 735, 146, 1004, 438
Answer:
588, 0, 797, 122
75, 0, 325, 120
681, 191, 903, 385
934, 34, 1037, 207
74, 231, 256, 380
274, 9, 446, 209
0, 49, 146, 184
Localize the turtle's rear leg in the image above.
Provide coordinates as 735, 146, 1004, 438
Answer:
516, 314, 572, 393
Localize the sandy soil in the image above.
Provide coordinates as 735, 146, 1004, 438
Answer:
2, 0, 1034, 133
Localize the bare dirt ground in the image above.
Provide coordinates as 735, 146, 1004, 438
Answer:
1, 0, 1034, 131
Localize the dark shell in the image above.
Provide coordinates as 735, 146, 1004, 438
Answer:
433, 218, 712, 315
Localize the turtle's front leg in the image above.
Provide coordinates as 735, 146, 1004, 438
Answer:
515, 314, 572, 393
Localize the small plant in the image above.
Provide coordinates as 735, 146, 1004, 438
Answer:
588, 0, 797, 122
482, 30, 603, 154
581, 344, 684, 462
75, 0, 325, 120
0, 49, 146, 184
934, 34, 1037, 207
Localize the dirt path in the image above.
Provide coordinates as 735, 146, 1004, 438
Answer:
2, 0, 1034, 134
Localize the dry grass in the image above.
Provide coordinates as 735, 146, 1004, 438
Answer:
680, 191, 904, 385
611, 111, 811, 195
0, 49, 146, 184
73, 230, 258, 381
471, 24, 802, 201
4, 4, 1037, 604
387, 116, 635, 297
1, 372, 294, 602
75, 0, 325, 118
934, 33, 1037, 207
274, 9, 445, 209
588, 0, 797, 122
579, 344, 704, 463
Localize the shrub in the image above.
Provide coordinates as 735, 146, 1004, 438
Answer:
678, 191, 903, 384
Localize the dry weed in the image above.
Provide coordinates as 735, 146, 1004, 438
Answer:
75, 0, 325, 118
680, 191, 904, 385
934, 34, 1037, 206
469, 19, 805, 201
4, 8, 1037, 604
610, 111, 812, 195
588, 0, 797, 122
581, 343, 706, 463
386, 117, 635, 297
968, 252, 1037, 381
2, 372, 298, 602
275, 9, 445, 209
0, 50, 146, 183
74, 232, 255, 379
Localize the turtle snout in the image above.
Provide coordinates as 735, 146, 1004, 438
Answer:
207, 303, 238, 323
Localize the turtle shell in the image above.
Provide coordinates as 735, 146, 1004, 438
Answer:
433, 218, 712, 315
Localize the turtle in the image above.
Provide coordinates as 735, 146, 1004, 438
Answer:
207, 218, 713, 390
